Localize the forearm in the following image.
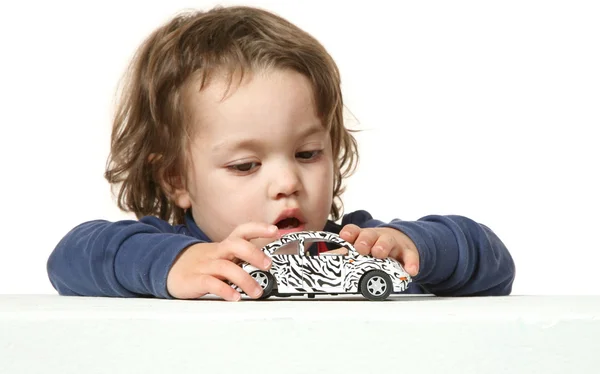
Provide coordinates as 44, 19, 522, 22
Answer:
47, 219, 201, 298
380, 215, 515, 296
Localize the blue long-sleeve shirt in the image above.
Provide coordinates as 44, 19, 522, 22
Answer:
47, 209, 515, 298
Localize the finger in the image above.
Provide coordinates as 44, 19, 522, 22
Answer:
230, 222, 280, 241
220, 237, 273, 271
204, 259, 264, 299
390, 247, 420, 276
186, 274, 241, 301
339, 224, 360, 243
371, 234, 396, 259
353, 229, 379, 255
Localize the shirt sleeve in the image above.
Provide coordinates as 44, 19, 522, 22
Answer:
341, 210, 516, 296
46, 217, 202, 298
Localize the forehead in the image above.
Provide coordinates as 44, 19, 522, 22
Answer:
185, 68, 323, 141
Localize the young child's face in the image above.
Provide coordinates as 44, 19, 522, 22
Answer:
174, 68, 335, 245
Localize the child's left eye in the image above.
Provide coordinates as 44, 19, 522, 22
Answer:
296, 150, 322, 160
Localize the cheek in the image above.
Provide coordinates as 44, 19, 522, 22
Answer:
188, 170, 238, 211
324, 155, 335, 185
205, 176, 260, 215
189, 175, 262, 239
311, 160, 335, 199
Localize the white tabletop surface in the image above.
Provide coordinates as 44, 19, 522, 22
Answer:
1, 294, 599, 374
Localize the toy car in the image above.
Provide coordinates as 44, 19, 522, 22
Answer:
232, 231, 412, 301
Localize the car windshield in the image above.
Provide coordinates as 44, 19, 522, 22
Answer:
271, 241, 299, 255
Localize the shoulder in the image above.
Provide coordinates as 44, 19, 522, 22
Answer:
138, 215, 191, 235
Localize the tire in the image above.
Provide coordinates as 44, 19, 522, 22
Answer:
250, 271, 275, 299
359, 270, 392, 301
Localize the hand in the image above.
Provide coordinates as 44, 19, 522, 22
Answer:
166, 222, 280, 301
339, 225, 420, 276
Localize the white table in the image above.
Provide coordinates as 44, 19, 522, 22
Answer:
1, 294, 599, 373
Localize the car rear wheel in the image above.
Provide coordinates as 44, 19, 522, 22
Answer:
359, 270, 392, 301
250, 271, 275, 299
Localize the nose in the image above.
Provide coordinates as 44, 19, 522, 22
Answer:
268, 163, 302, 199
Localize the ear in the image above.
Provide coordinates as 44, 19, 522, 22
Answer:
149, 153, 192, 210
170, 177, 192, 210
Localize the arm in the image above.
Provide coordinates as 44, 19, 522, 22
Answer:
47, 217, 202, 298
340, 210, 515, 296
382, 215, 515, 296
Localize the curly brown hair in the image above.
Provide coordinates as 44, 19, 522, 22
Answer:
104, 5, 359, 225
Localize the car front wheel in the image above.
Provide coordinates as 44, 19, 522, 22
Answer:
250, 270, 275, 299
359, 270, 392, 301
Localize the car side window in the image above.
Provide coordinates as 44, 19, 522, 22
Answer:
272, 241, 299, 255
319, 243, 348, 256
303, 240, 349, 257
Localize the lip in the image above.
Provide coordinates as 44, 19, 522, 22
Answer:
273, 208, 306, 233
277, 223, 306, 236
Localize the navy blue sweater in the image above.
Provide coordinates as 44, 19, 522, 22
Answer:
47, 209, 515, 298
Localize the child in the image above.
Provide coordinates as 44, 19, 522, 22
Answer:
47, 5, 515, 301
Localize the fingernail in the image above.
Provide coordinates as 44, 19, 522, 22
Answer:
359, 241, 368, 247
264, 258, 272, 269
373, 246, 383, 253
232, 293, 241, 301
268, 225, 278, 233
253, 287, 263, 298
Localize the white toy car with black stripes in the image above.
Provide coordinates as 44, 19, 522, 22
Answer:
233, 231, 412, 301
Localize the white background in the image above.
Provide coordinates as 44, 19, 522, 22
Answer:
0, 0, 598, 296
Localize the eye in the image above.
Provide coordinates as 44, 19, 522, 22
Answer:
296, 150, 323, 160
228, 162, 260, 173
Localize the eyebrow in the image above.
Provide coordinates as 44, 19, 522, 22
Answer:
211, 124, 326, 153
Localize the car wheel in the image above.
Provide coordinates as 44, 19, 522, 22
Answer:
250, 270, 275, 299
359, 270, 392, 301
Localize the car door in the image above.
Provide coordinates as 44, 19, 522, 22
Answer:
301, 239, 345, 293
270, 240, 303, 293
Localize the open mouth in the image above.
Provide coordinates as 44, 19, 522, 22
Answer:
276, 217, 301, 230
